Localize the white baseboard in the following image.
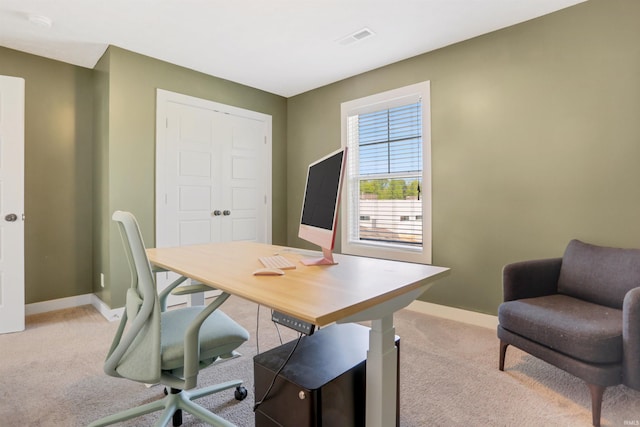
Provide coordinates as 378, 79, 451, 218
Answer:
91, 295, 124, 322
405, 300, 498, 330
25, 294, 94, 316
25, 293, 123, 322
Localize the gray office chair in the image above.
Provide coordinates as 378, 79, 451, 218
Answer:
89, 211, 250, 427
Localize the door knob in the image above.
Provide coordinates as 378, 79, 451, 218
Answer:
4, 213, 17, 222
213, 210, 222, 216
223, 210, 231, 216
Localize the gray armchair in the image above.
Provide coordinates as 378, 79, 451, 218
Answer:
497, 239, 640, 427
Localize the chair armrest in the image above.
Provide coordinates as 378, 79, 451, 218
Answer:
170, 282, 215, 296
157, 275, 189, 311
623, 287, 640, 390
502, 257, 562, 301
182, 292, 231, 389
153, 266, 204, 310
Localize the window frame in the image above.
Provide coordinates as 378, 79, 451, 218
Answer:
340, 81, 432, 264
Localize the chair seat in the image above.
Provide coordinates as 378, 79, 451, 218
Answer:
498, 294, 622, 364
161, 307, 250, 371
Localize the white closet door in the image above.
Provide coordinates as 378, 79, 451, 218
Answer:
166, 102, 222, 248
156, 90, 272, 305
218, 113, 268, 243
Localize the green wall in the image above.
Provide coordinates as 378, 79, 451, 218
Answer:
0, 46, 94, 304
287, 0, 640, 314
95, 47, 288, 308
92, 50, 111, 305
5, 0, 640, 314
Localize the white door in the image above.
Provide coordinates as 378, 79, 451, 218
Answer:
156, 90, 272, 303
0, 76, 25, 334
218, 113, 269, 243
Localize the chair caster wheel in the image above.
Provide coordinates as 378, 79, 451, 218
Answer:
235, 386, 248, 401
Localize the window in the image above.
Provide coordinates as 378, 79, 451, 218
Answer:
341, 82, 431, 264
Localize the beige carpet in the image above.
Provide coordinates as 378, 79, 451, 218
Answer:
0, 296, 638, 426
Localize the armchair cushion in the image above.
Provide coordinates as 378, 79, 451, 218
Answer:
498, 294, 623, 364
558, 239, 640, 309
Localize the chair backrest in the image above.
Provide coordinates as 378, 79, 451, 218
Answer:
103, 211, 162, 384
558, 239, 640, 309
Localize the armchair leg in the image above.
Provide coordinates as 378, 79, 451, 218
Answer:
586, 383, 605, 427
499, 340, 509, 371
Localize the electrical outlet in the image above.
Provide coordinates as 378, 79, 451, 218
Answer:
100, 273, 105, 288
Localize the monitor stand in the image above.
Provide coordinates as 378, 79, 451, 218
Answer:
300, 247, 337, 266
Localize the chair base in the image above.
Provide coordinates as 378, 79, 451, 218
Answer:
88, 379, 244, 427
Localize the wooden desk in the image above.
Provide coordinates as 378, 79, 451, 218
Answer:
147, 241, 449, 427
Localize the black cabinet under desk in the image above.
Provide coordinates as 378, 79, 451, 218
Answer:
253, 323, 400, 427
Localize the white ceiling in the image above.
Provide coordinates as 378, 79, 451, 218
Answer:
0, 0, 586, 97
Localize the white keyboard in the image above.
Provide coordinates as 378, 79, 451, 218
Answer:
258, 255, 297, 270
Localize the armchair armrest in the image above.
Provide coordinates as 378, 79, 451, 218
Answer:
502, 257, 562, 301
623, 286, 640, 390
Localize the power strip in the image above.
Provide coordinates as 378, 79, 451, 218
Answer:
271, 311, 315, 335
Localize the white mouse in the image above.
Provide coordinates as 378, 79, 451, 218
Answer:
253, 268, 285, 276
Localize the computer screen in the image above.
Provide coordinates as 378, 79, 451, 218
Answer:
298, 147, 347, 265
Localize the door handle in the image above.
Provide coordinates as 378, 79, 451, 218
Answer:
4, 213, 18, 222
212, 210, 222, 216
223, 210, 231, 216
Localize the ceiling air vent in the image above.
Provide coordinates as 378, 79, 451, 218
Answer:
338, 27, 375, 46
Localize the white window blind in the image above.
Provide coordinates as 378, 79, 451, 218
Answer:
341, 82, 431, 263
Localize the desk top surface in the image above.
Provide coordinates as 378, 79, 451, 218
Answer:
147, 241, 449, 326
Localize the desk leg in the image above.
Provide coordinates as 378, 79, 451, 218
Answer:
187, 292, 205, 307
366, 314, 397, 427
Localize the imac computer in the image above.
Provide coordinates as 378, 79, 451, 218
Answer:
298, 147, 347, 265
